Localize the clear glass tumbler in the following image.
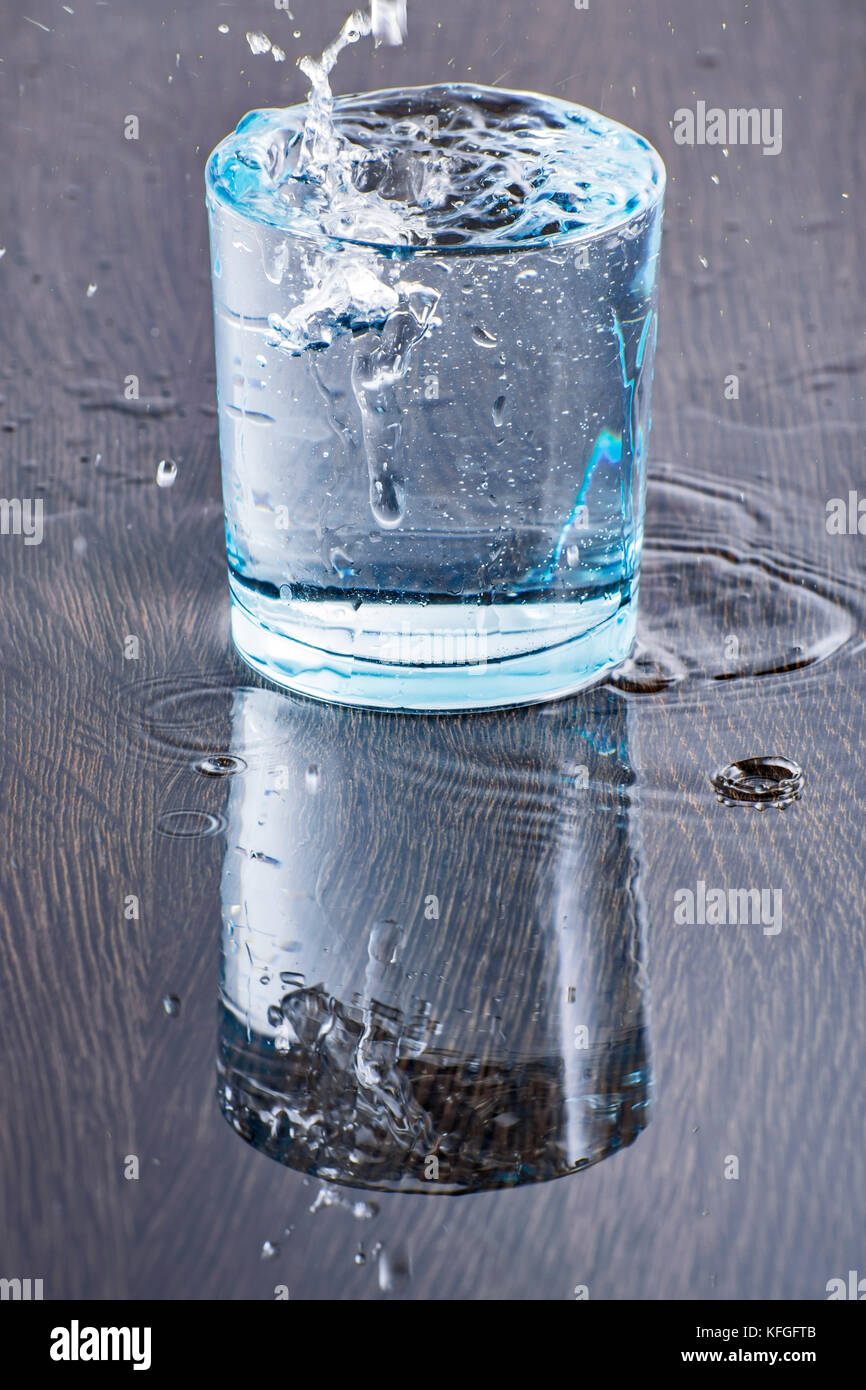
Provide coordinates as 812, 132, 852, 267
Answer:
206, 84, 665, 711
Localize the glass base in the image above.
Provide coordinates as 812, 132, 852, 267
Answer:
228, 574, 637, 712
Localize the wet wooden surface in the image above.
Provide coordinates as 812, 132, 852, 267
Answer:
0, 0, 864, 1299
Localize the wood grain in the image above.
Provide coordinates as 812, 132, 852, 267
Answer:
0, 0, 863, 1300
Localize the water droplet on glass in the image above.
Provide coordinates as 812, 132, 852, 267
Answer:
218, 23, 229, 35
329, 545, 354, 577
371, 473, 407, 528
566, 543, 581, 567
261, 1240, 279, 1261
86, 282, 97, 297
354, 1249, 366, 1266
711, 756, 803, 809
305, 764, 320, 794
156, 458, 177, 488
163, 994, 181, 1017
492, 394, 506, 427
472, 325, 498, 348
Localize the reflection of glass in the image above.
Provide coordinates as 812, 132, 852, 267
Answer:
218, 688, 650, 1194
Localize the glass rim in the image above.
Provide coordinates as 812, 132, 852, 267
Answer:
205, 81, 667, 258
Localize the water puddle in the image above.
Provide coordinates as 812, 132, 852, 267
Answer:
610, 471, 865, 699
711, 756, 804, 809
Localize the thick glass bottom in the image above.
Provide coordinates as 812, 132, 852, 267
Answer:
228, 572, 637, 712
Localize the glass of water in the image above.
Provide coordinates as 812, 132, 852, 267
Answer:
206, 84, 665, 711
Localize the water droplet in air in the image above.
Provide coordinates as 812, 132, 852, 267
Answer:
163, 994, 181, 1017
156, 458, 177, 488
261, 1240, 279, 1261
246, 31, 272, 56
305, 764, 320, 794
711, 756, 803, 809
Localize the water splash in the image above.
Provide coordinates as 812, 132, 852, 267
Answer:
272, 7, 441, 528
351, 280, 440, 527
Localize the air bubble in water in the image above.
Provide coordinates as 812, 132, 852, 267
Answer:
156, 459, 177, 488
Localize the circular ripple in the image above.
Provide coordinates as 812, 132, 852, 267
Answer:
119, 675, 282, 764
609, 474, 863, 697
157, 809, 227, 839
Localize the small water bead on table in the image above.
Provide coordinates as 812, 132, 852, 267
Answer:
206, 81, 665, 710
